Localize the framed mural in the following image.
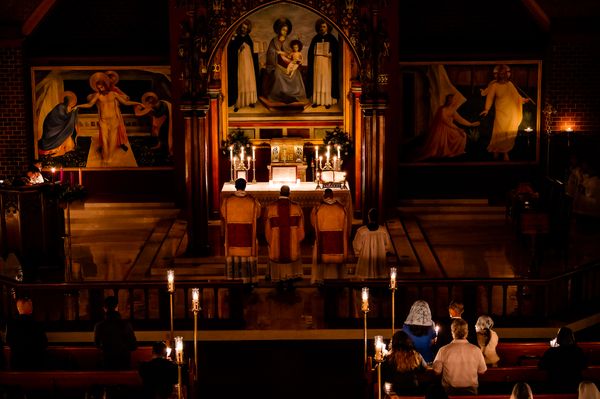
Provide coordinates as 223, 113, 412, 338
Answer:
222, 2, 347, 140
398, 61, 541, 163
31, 66, 172, 169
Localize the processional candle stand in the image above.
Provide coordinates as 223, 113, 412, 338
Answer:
229, 145, 234, 183
167, 269, 175, 348
252, 146, 257, 183
361, 287, 369, 368
175, 336, 184, 399
191, 288, 200, 381
374, 335, 386, 399
390, 267, 397, 338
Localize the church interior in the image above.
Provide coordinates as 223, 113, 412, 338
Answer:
0, 0, 599, 398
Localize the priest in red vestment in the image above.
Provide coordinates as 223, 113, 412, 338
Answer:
220, 178, 261, 283
311, 189, 348, 284
264, 185, 305, 282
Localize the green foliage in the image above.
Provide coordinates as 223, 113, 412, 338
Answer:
58, 183, 88, 204
323, 127, 352, 157
221, 128, 251, 157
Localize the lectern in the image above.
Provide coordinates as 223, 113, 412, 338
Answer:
0, 184, 65, 281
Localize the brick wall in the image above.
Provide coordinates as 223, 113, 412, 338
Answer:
0, 46, 28, 178
545, 37, 600, 133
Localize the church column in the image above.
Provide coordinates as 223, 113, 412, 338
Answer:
351, 81, 363, 218
182, 103, 211, 256
360, 100, 387, 223
207, 84, 221, 216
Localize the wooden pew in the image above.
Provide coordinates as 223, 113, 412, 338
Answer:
496, 342, 600, 366
2, 345, 153, 370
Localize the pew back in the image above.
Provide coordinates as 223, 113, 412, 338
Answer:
496, 342, 600, 366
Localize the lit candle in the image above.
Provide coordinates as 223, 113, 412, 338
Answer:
361, 287, 369, 312
247, 156, 251, 170
566, 127, 573, 132
326, 152, 330, 165
192, 288, 200, 312
240, 146, 245, 161
167, 269, 175, 293
337, 145, 341, 159
374, 335, 384, 362
524, 127, 533, 133
252, 146, 256, 161
390, 267, 397, 290
166, 346, 172, 357
229, 145, 233, 164
174, 336, 184, 364
50, 167, 56, 183
316, 172, 320, 182
319, 156, 323, 170
315, 145, 319, 159
327, 145, 331, 158
435, 324, 440, 336
78, 168, 82, 185
384, 383, 392, 395
333, 156, 338, 170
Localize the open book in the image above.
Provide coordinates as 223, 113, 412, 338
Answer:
315, 41, 330, 56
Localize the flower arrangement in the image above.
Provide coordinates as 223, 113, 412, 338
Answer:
57, 183, 88, 204
323, 127, 352, 157
221, 128, 251, 157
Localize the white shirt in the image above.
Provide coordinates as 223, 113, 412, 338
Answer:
433, 339, 487, 390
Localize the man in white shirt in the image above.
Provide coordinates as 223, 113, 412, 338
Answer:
432, 318, 487, 395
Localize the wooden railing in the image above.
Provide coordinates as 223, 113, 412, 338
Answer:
321, 260, 600, 328
0, 259, 597, 331
0, 278, 246, 331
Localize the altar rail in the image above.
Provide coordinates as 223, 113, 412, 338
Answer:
0, 278, 246, 331
0, 260, 598, 331
321, 260, 600, 328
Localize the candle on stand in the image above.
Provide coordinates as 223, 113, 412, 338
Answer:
326, 152, 330, 166
175, 336, 183, 363
361, 287, 369, 312
390, 267, 397, 290
252, 146, 256, 161
240, 146, 245, 161
78, 168, 82, 185
435, 324, 440, 336
315, 145, 319, 159
247, 156, 251, 170
319, 156, 323, 170
167, 269, 175, 293
51, 167, 56, 182
229, 145, 234, 163
337, 145, 341, 159
374, 335, 385, 361
333, 156, 338, 170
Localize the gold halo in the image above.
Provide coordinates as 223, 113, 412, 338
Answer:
141, 91, 159, 106
89, 72, 111, 91
105, 70, 120, 85
61, 90, 77, 108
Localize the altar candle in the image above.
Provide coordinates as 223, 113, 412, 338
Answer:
337, 145, 341, 159
252, 146, 256, 161
333, 156, 338, 169
78, 168, 82, 185
326, 152, 330, 165
319, 156, 323, 170
51, 167, 56, 182
247, 156, 251, 170
240, 146, 245, 161
327, 145, 331, 158
315, 145, 319, 158
229, 145, 234, 163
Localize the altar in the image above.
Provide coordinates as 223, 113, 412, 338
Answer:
220, 182, 353, 234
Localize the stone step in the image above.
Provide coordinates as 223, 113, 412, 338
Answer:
83, 202, 176, 209
69, 208, 180, 219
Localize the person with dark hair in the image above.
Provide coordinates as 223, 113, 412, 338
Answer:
285, 39, 303, 77
311, 188, 348, 284
539, 326, 587, 392
432, 318, 487, 395
307, 18, 339, 108
94, 296, 137, 369
139, 341, 178, 399
436, 300, 475, 349
352, 208, 393, 279
227, 19, 259, 112
265, 185, 305, 284
475, 315, 499, 366
402, 300, 437, 363
220, 178, 261, 283
5, 296, 47, 370
510, 382, 534, 399
382, 330, 427, 395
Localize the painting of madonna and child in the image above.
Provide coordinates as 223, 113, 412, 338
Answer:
398, 62, 541, 163
225, 3, 342, 115
32, 66, 172, 169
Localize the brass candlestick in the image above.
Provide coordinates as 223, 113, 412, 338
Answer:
191, 288, 200, 382
175, 336, 184, 399
390, 267, 397, 338
361, 287, 369, 368
167, 269, 175, 348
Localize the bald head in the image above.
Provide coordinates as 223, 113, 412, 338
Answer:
280, 185, 290, 197
323, 188, 333, 199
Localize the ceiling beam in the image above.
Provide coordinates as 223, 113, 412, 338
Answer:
22, 0, 58, 37
521, 0, 551, 32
